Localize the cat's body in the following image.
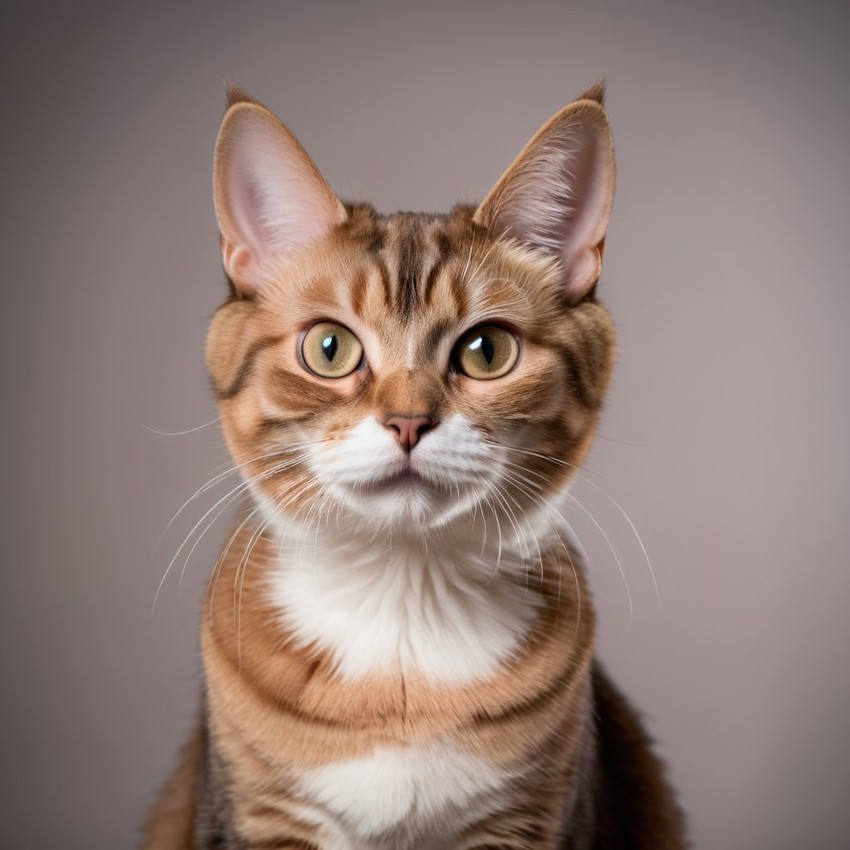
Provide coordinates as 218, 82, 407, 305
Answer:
143, 85, 686, 849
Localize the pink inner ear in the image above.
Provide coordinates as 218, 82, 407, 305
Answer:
476, 103, 614, 304
214, 104, 346, 294
222, 242, 253, 284
563, 246, 602, 302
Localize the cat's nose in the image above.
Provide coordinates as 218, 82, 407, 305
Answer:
383, 415, 436, 452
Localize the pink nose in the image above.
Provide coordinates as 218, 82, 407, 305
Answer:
383, 415, 435, 452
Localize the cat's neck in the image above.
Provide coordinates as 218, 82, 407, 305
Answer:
202, 516, 595, 766
251, 484, 578, 571
248, 494, 582, 685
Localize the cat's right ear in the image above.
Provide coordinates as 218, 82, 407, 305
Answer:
213, 90, 346, 295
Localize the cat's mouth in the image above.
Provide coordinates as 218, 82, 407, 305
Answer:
356, 456, 459, 497
365, 467, 430, 494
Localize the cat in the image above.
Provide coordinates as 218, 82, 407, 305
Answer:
142, 82, 687, 849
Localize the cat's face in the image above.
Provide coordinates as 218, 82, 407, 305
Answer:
207, 86, 615, 535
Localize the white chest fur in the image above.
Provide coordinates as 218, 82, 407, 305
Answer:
265, 527, 542, 684
298, 742, 516, 850
260, 508, 545, 843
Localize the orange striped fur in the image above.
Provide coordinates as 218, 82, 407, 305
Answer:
143, 84, 686, 849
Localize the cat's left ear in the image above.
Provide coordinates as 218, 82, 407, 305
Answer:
474, 85, 615, 304
213, 88, 347, 295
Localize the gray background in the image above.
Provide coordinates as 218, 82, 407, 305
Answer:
1, 1, 848, 848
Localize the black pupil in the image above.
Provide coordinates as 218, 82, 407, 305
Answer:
321, 334, 338, 362
478, 334, 494, 364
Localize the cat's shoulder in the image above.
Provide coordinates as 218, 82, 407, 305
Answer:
585, 663, 688, 849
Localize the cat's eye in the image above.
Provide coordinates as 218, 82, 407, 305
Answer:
453, 324, 519, 380
300, 322, 364, 378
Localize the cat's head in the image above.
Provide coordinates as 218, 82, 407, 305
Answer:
207, 85, 616, 535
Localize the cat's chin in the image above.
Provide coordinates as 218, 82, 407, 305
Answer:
362, 468, 427, 494
336, 475, 482, 531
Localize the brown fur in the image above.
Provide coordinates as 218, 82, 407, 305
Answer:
142, 89, 686, 849
145, 526, 684, 848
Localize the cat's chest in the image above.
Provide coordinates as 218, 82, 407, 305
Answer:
266, 533, 541, 684
297, 742, 513, 850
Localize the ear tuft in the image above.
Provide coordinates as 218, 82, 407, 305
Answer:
223, 80, 259, 109
579, 79, 606, 106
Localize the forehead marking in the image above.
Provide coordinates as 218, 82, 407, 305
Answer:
374, 256, 393, 310
394, 217, 423, 320
423, 229, 453, 306
422, 254, 447, 308
349, 267, 369, 318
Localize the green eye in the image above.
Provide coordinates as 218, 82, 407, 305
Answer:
300, 322, 364, 378
454, 324, 519, 379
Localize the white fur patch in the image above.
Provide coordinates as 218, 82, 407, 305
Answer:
266, 524, 540, 682
251, 415, 561, 845
263, 412, 542, 683
309, 414, 499, 527
299, 743, 515, 849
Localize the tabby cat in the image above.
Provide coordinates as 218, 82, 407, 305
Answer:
143, 83, 687, 849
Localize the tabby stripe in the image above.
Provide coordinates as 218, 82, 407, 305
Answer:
349, 266, 368, 318
469, 645, 579, 728
572, 314, 607, 408
267, 368, 339, 412
558, 343, 593, 410
217, 335, 283, 400
374, 255, 393, 309
470, 807, 550, 847
257, 416, 313, 434
218, 645, 347, 729
366, 218, 386, 255
423, 225, 453, 305
469, 839, 544, 848
449, 268, 469, 316
509, 821, 547, 842
395, 219, 422, 319
423, 318, 455, 358
422, 253, 445, 306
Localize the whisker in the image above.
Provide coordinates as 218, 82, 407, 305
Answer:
490, 478, 542, 591
156, 443, 325, 552
208, 502, 264, 627
566, 491, 633, 623
144, 415, 221, 437
482, 439, 611, 484
156, 438, 338, 609
494, 467, 584, 630
164, 455, 311, 605
577, 475, 661, 605
486, 482, 527, 564
460, 231, 475, 290
152, 477, 255, 614
235, 509, 273, 672
481, 492, 504, 579
156, 460, 251, 552
177, 483, 247, 596
490, 441, 654, 613
462, 227, 509, 291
